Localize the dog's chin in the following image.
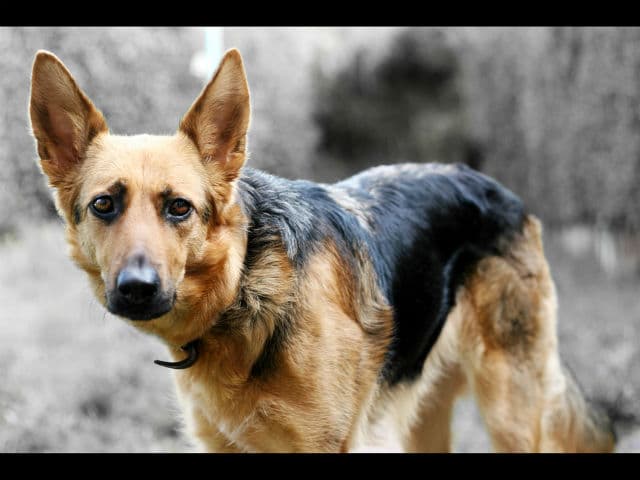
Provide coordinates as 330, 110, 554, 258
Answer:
106, 295, 175, 321
114, 306, 173, 321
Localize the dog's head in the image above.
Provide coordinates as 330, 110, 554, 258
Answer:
29, 49, 250, 345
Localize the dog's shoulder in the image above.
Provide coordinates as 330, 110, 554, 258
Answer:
237, 167, 366, 269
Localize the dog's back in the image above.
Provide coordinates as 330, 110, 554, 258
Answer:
334, 162, 525, 383
239, 162, 525, 383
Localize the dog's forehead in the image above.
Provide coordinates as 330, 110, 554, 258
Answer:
81, 133, 206, 196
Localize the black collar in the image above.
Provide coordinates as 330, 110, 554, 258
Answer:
154, 339, 200, 369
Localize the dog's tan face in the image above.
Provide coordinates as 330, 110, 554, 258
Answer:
29, 50, 250, 344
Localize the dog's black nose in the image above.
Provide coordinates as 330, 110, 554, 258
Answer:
116, 256, 160, 305
108, 253, 174, 320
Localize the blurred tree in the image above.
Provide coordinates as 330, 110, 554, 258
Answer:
459, 27, 640, 233
313, 27, 640, 238
312, 28, 477, 177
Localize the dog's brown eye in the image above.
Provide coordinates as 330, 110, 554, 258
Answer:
168, 198, 192, 218
91, 196, 114, 214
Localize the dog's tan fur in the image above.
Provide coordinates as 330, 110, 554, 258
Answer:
29, 48, 615, 452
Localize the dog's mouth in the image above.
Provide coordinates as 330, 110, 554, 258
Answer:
106, 289, 176, 321
107, 288, 200, 370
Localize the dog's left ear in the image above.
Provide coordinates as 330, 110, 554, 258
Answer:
179, 48, 250, 182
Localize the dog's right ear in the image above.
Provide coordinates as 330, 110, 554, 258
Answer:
29, 50, 108, 188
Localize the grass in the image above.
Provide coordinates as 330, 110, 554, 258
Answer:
0, 221, 637, 452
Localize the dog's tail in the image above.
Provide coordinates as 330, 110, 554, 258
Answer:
586, 355, 640, 451
540, 361, 617, 452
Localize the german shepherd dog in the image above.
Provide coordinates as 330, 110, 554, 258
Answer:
29, 48, 615, 452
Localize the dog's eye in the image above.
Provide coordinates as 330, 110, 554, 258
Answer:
167, 198, 192, 219
90, 195, 115, 216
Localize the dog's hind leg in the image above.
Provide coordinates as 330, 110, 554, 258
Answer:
403, 366, 466, 452
461, 216, 615, 452
400, 304, 468, 453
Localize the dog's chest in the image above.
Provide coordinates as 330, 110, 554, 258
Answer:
175, 371, 296, 452
174, 372, 248, 449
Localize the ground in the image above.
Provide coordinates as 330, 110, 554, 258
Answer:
0, 221, 638, 452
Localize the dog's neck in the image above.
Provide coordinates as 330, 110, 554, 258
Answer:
151, 183, 298, 377
158, 259, 296, 384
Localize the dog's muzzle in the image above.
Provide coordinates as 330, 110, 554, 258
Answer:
107, 254, 174, 320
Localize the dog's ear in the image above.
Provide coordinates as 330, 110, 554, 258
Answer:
29, 50, 108, 188
179, 48, 250, 182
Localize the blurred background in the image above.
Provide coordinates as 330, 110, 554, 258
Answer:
1, 27, 639, 452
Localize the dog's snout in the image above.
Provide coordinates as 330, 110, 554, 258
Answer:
116, 261, 160, 304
